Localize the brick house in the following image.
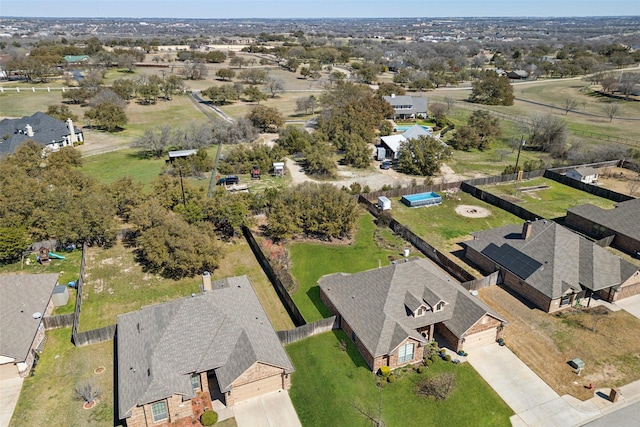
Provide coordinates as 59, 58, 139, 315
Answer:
566, 198, 640, 262
463, 220, 640, 313
117, 276, 294, 427
0, 273, 58, 380
319, 258, 506, 372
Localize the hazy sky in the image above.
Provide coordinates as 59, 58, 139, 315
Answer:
2, 1, 639, 19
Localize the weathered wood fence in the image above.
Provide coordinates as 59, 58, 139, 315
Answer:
277, 316, 338, 345
461, 271, 500, 291
42, 313, 75, 329
73, 324, 117, 347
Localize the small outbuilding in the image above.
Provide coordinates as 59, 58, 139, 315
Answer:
566, 167, 598, 184
273, 162, 285, 177
377, 196, 391, 211
167, 149, 197, 163
52, 285, 69, 307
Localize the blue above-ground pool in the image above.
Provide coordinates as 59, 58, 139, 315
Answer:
402, 192, 442, 207
394, 125, 431, 132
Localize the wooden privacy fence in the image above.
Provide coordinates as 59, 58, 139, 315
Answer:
543, 169, 634, 203
461, 271, 500, 292
43, 313, 74, 329
460, 181, 544, 221
243, 226, 306, 327
277, 316, 338, 345
73, 324, 117, 347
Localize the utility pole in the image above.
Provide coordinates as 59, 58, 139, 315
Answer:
178, 164, 186, 206
514, 135, 525, 180
207, 143, 223, 198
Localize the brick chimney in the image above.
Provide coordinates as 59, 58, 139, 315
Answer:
522, 221, 533, 240
202, 271, 212, 292
25, 124, 34, 137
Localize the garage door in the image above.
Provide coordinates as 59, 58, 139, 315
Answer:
462, 328, 497, 351
232, 374, 283, 403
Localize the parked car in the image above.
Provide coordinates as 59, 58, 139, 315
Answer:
217, 175, 240, 185
380, 161, 392, 170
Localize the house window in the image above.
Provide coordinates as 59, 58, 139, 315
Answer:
435, 302, 444, 311
191, 374, 201, 392
398, 343, 415, 364
560, 295, 572, 306
151, 401, 168, 423
416, 307, 425, 316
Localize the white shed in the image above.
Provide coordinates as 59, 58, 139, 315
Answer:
377, 196, 391, 211
566, 167, 598, 184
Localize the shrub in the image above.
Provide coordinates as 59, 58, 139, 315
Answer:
379, 366, 391, 377
431, 341, 439, 348
425, 358, 433, 367
415, 373, 457, 400
387, 374, 396, 383
416, 365, 424, 373
429, 354, 438, 363
444, 354, 452, 362
200, 410, 218, 426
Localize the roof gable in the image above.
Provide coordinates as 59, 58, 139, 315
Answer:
0, 112, 77, 154
117, 276, 293, 419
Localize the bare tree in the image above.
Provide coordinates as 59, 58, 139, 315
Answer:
265, 77, 285, 98
562, 97, 578, 115
444, 96, 455, 114
351, 392, 385, 427
496, 149, 511, 162
75, 380, 101, 404
602, 103, 621, 122
627, 174, 640, 196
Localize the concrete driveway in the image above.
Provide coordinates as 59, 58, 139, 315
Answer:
0, 377, 24, 427
467, 344, 599, 426
615, 294, 640, 320
233, 390, 301, 427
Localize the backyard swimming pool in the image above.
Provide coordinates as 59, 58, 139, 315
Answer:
401, 192, 443, 207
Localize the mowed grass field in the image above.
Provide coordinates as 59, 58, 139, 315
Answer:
80, 238, 294, 332
479, 176, 617, 220
287, 330, 513, 427
289, 213, 410, 323
390, 191, 523, 255
10, 328, 117, 427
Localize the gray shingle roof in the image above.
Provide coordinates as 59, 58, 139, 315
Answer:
382, 95, 428, 116
117, 276, 294, 420
572, 166, 598, 178
464, 220, 638, 299
318, 258, 504, 359
0, 274, 58, 361
0, 112, 78, 155
567, 198, 640, 242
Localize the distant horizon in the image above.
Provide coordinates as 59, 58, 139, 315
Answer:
1, 1, 639, 20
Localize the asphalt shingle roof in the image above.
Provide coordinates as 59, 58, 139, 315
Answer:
382, 95, 428, 116
318, 258, 504, 359
567, 198, 640, 242
0, 112, 78, 155
464, 220, 638, 299
117, 276, 294, 420
0, 274, 58, 362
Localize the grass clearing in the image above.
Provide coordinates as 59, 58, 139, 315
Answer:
390, 191, 523, 254
287, 330, 513, 427
479, 285, 640, 400
479, 177, 617, 220
10, 328, 117, 427
289, 213, 409, 323
80, 238, 294, 331
0, 249, 82, 315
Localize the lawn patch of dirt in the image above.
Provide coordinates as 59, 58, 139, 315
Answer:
478, 285, 640, 400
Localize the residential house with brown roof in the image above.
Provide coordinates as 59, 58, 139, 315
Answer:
319, 258, 506, 372
566, 198, 640, 263
463, 220, 640, 312
117, 276, 294, 427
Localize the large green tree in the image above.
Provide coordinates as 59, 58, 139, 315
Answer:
247, 105, 284, 132
397, 136, 453, 176
469, 71, 514, 106
84, 102, 127, 132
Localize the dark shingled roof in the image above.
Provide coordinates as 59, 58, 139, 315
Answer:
464, 220, 638, 299
117, 276, 294, 420
0, 274, 58, 362
567, 198, 640, 243
0, 112, 78, 155
318, 258, 504, 359
382, 95, 428, 116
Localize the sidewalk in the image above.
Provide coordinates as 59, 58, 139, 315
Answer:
467, 344, 640, 427
0, 377, 24, 427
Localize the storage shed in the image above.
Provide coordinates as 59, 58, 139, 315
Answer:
52, 285, 69, 307
377, 196, 391, 211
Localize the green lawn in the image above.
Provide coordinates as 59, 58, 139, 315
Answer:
82, 149, 167, 187
479, 177, 617, 220
10, 328, 117, 427
289, 214, 408, 323
391, 191, 523, 253
287, 330, 513, 427
0, 249, 82, 315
